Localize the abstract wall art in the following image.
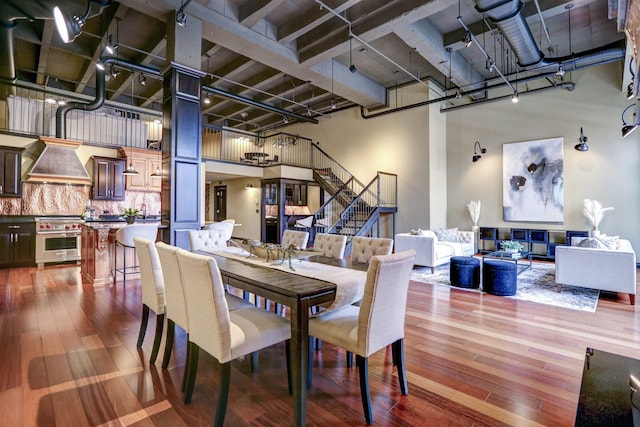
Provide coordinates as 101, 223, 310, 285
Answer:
503, 137, 564, 222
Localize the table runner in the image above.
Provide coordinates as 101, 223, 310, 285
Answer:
201, 248, 367, 312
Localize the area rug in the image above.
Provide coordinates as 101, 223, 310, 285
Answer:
411, 262, 599, 312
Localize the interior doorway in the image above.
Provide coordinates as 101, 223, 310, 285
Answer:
214, 186, 227, 221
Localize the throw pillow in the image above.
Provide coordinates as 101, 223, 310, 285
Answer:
577, 238, 607, 249
420, 229, 437, 239
597, 235, 619, 250
434, 227, 460, 242
410, 229, 420, 235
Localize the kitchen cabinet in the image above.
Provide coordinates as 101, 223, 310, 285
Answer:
0, 146, 23, 197
92, 156, 126, 201
0, 221, 35, 268
118, 147, 162, 192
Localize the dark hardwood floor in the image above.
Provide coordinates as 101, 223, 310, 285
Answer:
1, 263, 639, 426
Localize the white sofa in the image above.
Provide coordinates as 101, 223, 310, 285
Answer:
394, 230, 475, 273
555, 238, 637, 305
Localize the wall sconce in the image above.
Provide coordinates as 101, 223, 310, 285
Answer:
245, 183, 254, 189
472, 141, 486, 162
574, 127, 589, 151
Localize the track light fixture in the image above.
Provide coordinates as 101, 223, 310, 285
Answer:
622, 103, 640, 138
462, 31, 473, 48
348, 29, 357, 73
282, 115, 289, 124
138, 73, 146, 86
556, 65, 565, 78
176, 0, 193, 27
109, 64, 120, 80
53, 0, 90, 43
574, 127, 589, 152
472, 141, 486, 163
511, 92, 519, 103
203, 91, 211, 104
330, 98, 337, 110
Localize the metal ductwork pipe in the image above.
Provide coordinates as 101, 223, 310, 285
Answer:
474, 0, 544, 68
0, 21, 16, 83
56, 56, 161, 138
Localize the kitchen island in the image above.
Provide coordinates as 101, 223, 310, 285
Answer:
81, 220, 163, 286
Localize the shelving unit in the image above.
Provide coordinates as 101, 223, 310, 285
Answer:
479, 227, 588, 260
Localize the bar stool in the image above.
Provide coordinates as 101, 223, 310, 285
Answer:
113, 224, 159, 286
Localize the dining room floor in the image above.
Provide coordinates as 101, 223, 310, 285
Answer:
1, 263, 639, 426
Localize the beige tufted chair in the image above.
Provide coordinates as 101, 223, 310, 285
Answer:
309, 250, 416, 424
201, 222, 234, 242
350, 236, 394, 263
133, 237, 165, 364
189, 229, 229, 252
281, 229, 309, 249
313, 233, 347, 259
176, 249, 291, 424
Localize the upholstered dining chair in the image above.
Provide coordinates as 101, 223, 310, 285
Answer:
133, 237, 165, 364
156, 242, 254, 392
308, 250, 416, 424
350, 236, 394, 263
281, 229, 309, 249
113, 224, 159, 286
175, 249, 291, 426
202, 221, 234, 242
313, 233, 347, 259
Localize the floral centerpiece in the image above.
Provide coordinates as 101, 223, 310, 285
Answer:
123, 207, 139, 224
240, 239, 317, 271
500, 240, 524, 253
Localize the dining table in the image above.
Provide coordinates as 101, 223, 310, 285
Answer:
196, 250, 369, 427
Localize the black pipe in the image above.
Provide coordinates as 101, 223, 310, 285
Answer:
203, 84, 319, 125
0, 21, 16, 83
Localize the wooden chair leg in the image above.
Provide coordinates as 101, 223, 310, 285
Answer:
162, 319, 175, 369
356, 355, 373, 424
307, 336, 314, 388
183, 341, 199, 404
214, 362, 232, 427
346, 351, 353, 367
286, 340, 292, 395
137, 304, 150, 348
392, 339, 408, 395
181, 333, 190, 393
149, 313, 164, 364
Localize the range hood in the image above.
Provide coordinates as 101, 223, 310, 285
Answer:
27, 137, 91, 185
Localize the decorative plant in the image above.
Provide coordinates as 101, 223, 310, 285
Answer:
500, 240, 524, 252
123, 207, 140, 217
582, 199, 614, 230
466, 200, 481, 226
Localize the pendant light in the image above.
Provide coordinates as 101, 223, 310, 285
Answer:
123, 79, 139, 176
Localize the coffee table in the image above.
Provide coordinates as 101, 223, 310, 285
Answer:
482, 250, 532, 275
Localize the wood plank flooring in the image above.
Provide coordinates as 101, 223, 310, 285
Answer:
1, 263, 639, 426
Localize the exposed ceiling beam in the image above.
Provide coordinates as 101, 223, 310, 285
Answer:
239, 0, 287, 28
35, 20, 55, 85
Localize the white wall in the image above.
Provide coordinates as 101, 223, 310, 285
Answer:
446, 62, 640, 250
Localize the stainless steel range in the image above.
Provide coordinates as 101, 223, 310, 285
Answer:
35, 217, 84, 268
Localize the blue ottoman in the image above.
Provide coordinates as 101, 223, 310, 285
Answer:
450, 256, 480, 289
483, 260, 517, 296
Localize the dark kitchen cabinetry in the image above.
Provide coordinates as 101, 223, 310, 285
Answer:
0, 146, 23, 197
0, 221, 35, 268
92, 156, 126, 201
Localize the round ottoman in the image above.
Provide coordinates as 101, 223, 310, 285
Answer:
449, 256, 480, 289
482, 260, 517, 296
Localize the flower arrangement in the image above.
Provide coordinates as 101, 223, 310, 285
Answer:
500, 240, 524, 252
582, 199, 614, 232
466, 200, 481, 226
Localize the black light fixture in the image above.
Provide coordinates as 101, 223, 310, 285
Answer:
203, 91, 211, 105
53, 0, 90, 43
282, 115, 289, 124
123, 80, 139, 176
138, 73, 146, 86
348, 28, 357, 73
556, 65, 565, 78
472, 141, 486, 162
461, 31, 473, 48
574, 127, 589, 152
176, 0, 193, 27
150, 141, 162, 178
622, 103, 639, 138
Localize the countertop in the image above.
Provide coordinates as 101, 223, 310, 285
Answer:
0, 215, 37, 224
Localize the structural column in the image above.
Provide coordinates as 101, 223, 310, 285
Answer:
161, 12, 203, 248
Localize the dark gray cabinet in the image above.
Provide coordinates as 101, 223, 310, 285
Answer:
0, 221, 35, 268
0, 147, 23, 197
92, 157, 126, 201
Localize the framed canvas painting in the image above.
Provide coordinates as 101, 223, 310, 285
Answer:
502, 137, 564, 222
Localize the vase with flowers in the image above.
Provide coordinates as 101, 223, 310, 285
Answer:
500, 240, 524, 253
582, 199, 614, 237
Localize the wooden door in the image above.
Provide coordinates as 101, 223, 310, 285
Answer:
214, 186, 227, 221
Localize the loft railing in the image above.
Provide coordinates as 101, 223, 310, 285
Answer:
0, 82, 161, 149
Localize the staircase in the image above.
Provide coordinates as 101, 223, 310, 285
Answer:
310, 146, 397, 254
